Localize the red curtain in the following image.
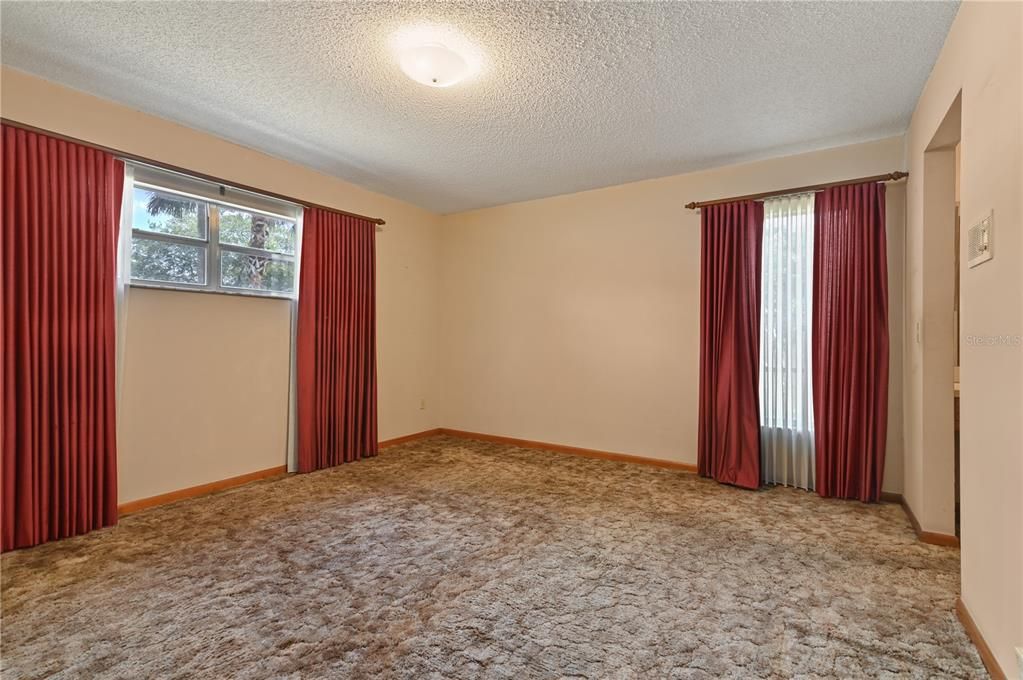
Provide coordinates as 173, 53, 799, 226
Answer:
813, 182, 889, 502
1, 125, 124, 551
296, 208, 378, 473
698, 200, 764, 490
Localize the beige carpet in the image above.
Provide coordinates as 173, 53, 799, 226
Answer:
1, 436, 984, 679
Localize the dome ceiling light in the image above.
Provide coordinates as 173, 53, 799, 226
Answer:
398, 43, 468, 88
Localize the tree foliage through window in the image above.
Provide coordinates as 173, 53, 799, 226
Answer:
131, 185, 296, 294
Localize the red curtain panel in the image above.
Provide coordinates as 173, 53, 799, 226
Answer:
812, 182, 889, 502
296, 208, 378, 473
698, 200, 764, 490
1, 125, 124, 551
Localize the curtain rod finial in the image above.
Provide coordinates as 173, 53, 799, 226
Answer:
685, 202, 698, 210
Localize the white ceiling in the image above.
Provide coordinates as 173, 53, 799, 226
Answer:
0, 1, 958, 214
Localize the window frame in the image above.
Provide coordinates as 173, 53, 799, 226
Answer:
129, 180, 299, 299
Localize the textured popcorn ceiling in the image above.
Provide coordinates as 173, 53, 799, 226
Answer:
0, 1, 958, 214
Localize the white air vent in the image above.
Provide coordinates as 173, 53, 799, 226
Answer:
967, 212, 994, 268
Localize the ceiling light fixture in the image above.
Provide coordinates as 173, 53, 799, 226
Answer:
399, 43, 468, 88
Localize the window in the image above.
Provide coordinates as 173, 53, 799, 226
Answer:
759, 193, 815, 490
129, 166, 299, 297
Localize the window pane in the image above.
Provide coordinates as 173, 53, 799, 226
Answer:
132, 187, 204, 239
220, 250, 295, 293
217, 207, 296, 254
131, 237, 206, 284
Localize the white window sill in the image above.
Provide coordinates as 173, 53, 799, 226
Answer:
128, 281, 294, 301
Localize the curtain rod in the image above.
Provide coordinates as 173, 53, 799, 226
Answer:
1, 118, 387, 225
684, 171, 909, 210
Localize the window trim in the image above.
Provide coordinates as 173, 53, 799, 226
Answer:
129, 180, 299, 299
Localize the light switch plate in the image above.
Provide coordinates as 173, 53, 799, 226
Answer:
967, 212, 994, 268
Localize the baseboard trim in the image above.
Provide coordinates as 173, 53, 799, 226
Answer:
119, 428, 445, 516
956, 597, 1007, 680
114, 430, 958, 555
379, 428, 444, 449
899, 496, 960, 547
118, 465, 287, 516
438, 428, 698, 473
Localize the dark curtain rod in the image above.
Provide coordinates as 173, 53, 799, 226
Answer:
1, 118, 387, 225
685, 171, 909, 210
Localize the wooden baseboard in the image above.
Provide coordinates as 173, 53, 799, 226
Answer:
879, 491, 903, 504
957, 597, 1007, 680
118, 465, 287, 516
119, 428, 445, 516
379, 428, 443, 449
438, 428, 698, 473
900, 496, 960, 547
116, 430, 957, 556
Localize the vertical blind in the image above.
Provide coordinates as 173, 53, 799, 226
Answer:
759, 193, 816, 490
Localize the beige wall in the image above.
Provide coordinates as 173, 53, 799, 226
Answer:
440, 137, 907, 495
118, 290, 292, 501
903, 2, 1023, 675
0, 67, 443, 503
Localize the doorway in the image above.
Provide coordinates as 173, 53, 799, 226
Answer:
913, 92, 961, 538
953, 143, 961, 538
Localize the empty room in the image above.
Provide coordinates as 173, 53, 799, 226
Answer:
1, 1, 1020, 678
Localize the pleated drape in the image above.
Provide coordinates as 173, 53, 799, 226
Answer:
759, 194, 816, 490
698, 200, 764, 490
812, 182, 889, 502
295, 208, 377, 473
1, 124, 124, 551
